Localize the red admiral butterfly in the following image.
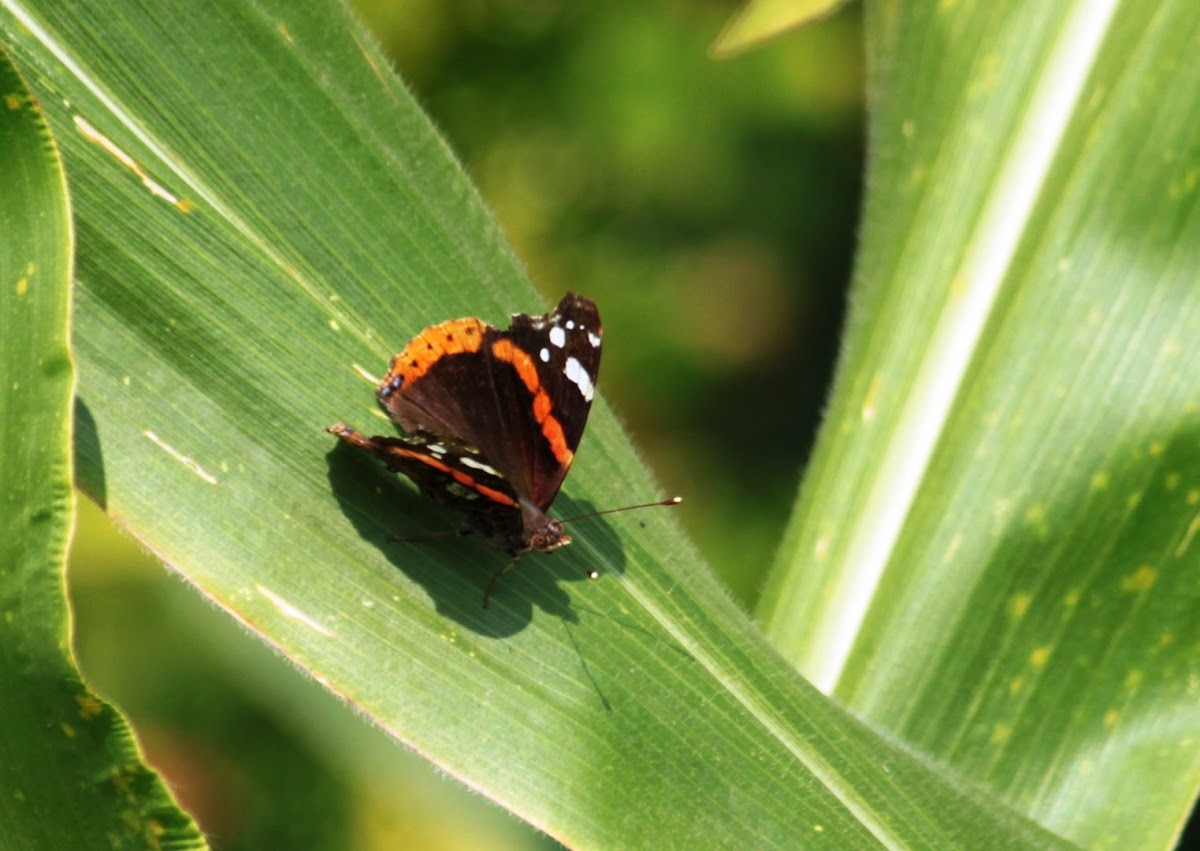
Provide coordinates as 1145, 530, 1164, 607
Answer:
329, 292, 676, 606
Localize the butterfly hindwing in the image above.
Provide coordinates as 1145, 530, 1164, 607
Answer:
327, 424, 527, 549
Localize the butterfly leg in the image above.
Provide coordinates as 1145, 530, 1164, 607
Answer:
482, 554, 522, 609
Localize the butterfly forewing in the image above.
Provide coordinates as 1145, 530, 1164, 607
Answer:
497, 294, 601, 506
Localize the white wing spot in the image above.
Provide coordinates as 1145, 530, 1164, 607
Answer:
549, 325, 566, 348
427, 443, 447, 456
539, 347, 550, 363
588, 331, 601, 348
566, 320, 576, 330
143, 431, 218, 484
256, 584, 335, 636
459, 456, 501, 477
564, 357, 595, 402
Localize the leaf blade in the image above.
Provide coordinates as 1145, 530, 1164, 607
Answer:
760, 2, 1200, 847
0, 42, 204, 851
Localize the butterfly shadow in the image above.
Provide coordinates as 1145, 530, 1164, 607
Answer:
325, 440, 627, 637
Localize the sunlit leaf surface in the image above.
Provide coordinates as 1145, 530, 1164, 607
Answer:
760, 3, 1200, 848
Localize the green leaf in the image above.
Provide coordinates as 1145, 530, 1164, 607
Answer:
759, 2, 1200, 848
0, 1, 1070, 848
713, 0, 854, 57
0, 44, 204, 851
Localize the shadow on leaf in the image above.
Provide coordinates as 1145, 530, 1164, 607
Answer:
324, 438, 624, 636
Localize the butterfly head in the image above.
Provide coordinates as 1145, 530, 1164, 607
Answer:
520, 501, 572, 553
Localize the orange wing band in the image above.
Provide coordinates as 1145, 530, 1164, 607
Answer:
383, 317, 488, 388
490, 339, 574, 466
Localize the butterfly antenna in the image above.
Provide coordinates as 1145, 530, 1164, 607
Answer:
559, 496, 682, 525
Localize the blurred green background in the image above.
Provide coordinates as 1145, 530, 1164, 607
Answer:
69, 2, 863, 847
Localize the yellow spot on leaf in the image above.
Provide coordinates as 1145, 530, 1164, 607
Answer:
15, 277, 28, 296
61, 722, 76, 738
1123, 669, 1142, 691
110, 764, 135, 795
1103, 708, 1119, 728
1090, 471, 1109, 490
1009, 675, 1025, 695
942, 533, 963, 564
1024, 504, 1050, 539
967, 54, 1000, 100
1030, 646, 1051, 668
76, 693, 103, 719
861, 374, 881, 422
4, 93, 20, 110
990, 723, 1012, 744
1009, 593, 1031, 618
1120, 564, 1155, 592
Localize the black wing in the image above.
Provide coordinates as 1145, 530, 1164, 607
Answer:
378, 292, 601, 510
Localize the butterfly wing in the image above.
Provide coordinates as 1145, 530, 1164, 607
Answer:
327, 423, 527, 548
378, 292, 602, 510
